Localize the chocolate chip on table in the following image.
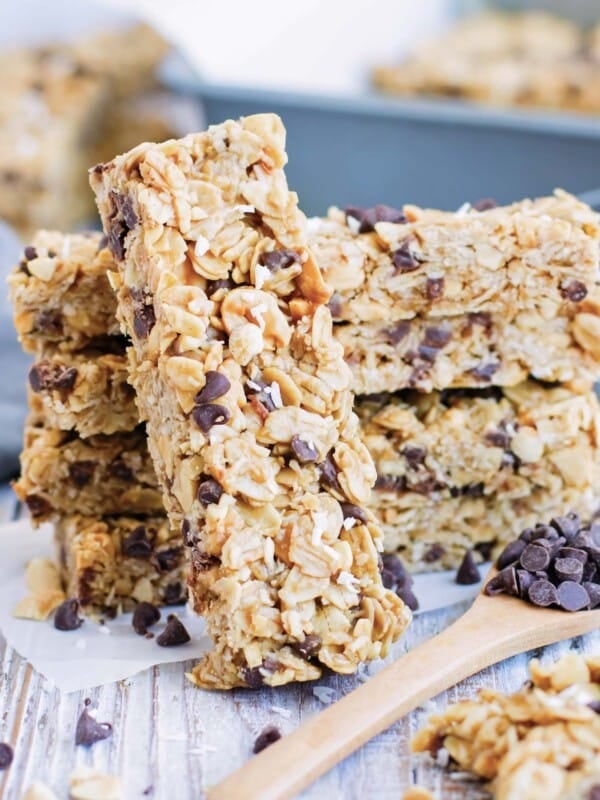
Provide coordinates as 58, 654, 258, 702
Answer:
253, 725, 282, 754
197, 477, 223, 506
259, 249, 300, 272
557, 581, 589, 612
553, 557, 584, 584
345, 204, 406, 233
75, 704, 113, 747
339, 503, 368, 523
0, 743, 13, 770
156, 614, 190, 647
291, 435, 319, 464
68, 460, 96, 487
485, 566, 519, 597
528, 579, 559, 607
392, 240, 420, 273
381, 553, 408, 584
425, 276, 444, 300
132, 602, 161, 636
29, 362, 77, 393
294, 634, 321, 660
519, 543, 551, 572
497, 539, 526, 570
194, 371, 231, 404
455, 551, 480, 585
54, 599, 84, 631
560, 279, 588, 302
122, 526, 154, 558
191, 403, 231, 432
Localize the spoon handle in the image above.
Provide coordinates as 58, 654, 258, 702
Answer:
207, 603, 496, 800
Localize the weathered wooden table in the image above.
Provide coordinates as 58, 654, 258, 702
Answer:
1, 482, 598, 800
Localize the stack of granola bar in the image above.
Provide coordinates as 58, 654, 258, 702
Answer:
310, 192, 600, 570
8, 230, 187, 616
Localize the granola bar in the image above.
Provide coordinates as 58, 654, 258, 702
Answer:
335, 289, 600, 394
373, 11, 600, 114
311, 191, 599, 324
8, 231, 119, 352
14, 419, 162, 523
358, 382, 600, 570
55, 513, 187, 615
411, 653, 600, 800
27, 346, 138, 436
91, 113, 410, 689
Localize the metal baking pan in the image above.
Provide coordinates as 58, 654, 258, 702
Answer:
163, 71, 600, 217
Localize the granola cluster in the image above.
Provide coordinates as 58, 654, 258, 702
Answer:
412, 653, 600, 800
91, 113, 410, 688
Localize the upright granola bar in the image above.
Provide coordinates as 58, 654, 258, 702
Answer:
359, 382, 600, 569
311, 192, 599, 324
412, 653, 600, 800
91, 113, 410, 689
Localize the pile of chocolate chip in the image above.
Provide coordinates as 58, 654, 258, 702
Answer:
380, 554, 419, 611
485, 512, 600, 611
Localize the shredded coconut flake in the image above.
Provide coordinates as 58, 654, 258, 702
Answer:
194, 236, 210, 257
342, 517, 357, 531
337, 571, 360, 590
98, 624, 111, 635
236, 204, 255, 214
435, 747, 450, 768
61, 237, 71, 260
306, 216, 322, 233
247, 379, 262, 392
313, 686, 336, 705
269, 382, 283, 409
251, 303, 268, 329
346, 216, 360, 235
270, 705, 292, 719
254, 263, 271, 290
456, 202, 471, 216
311, 512, 329, 547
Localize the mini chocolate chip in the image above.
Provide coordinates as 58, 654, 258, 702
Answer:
417, 344, 439, 363
485, 426, 512, 449
560, 280, 588, 302
392, 240, 420, 272
68, 460, 96, 487
132, 602, 161, 635
117, 194, 138, 230
497, 539, 526, 569
242, 666, 265, 688
516, 569, 536, 596
557, 547, 588, 565
291, 435, 319, 463
25, 493, 52, 518
23, 245, 37, 260
553, 557, 584, 584
461, 482, 484, 498
54, 599, 83, 631
345, 204, 406, 233
557, 581, 589, 611
259, 249, 300, 272
380, 568, 396, 589
587, 700, 600, 714
327, 292, 343, 319
154, 547, 183, 572
384, 320, 410, 345
422, 326, 452, 349
197, 477, 223, 506
163, 582, 184, 605
339, 503, 367, 523
192, 403, 231, 432
583, 582, 600, 608
519, 543, 551, 572
455, 551, 480, 585
381, 553, 407, 583
485, 566, 519, 596
397, 583, 419, 611
206, 277, 235, 296
472, 198, 497, 211
108, 459, 134, 481
122, 526, 153, 558
550, 512, 581, 541
425, 276, 444, 300
156, 614, 190, 647
424, 544, 445, 563
294, 634, 321, 659
253, 725, 281, 754
402, 446, 427, 469
528, 579, 559, 607
75, 706, 113, 747
29, 362, 77, 393
191, 549, 219, 572
469, 362, 499, 382
194, 371, 231, 404
130, 288, 156, 338
34, 310, 62, 336
319, 454, 343, 494
0, 743, 13, 770
374, 474, 405, 492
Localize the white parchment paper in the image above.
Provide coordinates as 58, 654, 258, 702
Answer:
0, 519, 482, 693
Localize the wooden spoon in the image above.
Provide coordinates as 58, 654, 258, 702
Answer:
208, 570, 600, 800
